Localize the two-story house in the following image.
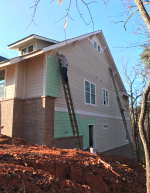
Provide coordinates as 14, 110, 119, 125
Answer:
0, 30, 132, 157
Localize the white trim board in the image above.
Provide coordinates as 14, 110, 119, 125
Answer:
54, 107, 130, 120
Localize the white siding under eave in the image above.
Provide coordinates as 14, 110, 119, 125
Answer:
16, 61, 25, 99
24, 55, 44, 98
5, 64, 15, 99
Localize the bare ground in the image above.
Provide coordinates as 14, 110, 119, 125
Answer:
0, 134, 146, 193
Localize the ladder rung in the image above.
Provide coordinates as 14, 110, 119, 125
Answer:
59, 62, 81, 150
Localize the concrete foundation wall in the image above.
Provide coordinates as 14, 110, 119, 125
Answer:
103, 143, 133, 159
53, 136, 83, 149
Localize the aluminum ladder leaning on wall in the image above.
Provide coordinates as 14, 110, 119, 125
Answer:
59, 61, 81, 150
109, 67, 134, 158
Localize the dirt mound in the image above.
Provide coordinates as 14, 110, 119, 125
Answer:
0, 134, 146, 193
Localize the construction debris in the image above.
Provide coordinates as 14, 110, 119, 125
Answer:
0, 134, 146, 193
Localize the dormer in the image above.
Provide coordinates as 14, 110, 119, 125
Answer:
7, 34, 59, 56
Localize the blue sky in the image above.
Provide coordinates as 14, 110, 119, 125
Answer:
0, 0, 148, 92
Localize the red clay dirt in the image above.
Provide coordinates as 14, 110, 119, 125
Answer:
0, 134, 146, 193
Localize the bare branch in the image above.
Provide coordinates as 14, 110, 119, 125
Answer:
124, 8, 139, 31
102, 0, 109, 6
80, 0, 97, 32
25, 0, 40, 31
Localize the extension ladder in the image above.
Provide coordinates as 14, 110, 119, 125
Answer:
109, 68, 134, 155
59, 62, 81, 150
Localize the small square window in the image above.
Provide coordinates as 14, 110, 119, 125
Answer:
28, 45, 33, 53
94, 42, 97, 49
22, 48, 26, 55
103, 124, 108, 129
98, 46, 100, 52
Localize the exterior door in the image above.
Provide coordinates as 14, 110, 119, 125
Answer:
89, 125, 93, 147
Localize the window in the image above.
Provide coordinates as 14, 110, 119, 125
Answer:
28, 45, 33, 53
98, 46, 100, 52
22, 48, 26, 55
94, 42, 97, 49
85, 80, 96, 105
103, 124, 108, 129
0, 69, 5, 99
103, 89, 109, 106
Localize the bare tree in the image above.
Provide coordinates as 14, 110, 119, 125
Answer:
121, 57, 143, 160
119, 1, 150, 192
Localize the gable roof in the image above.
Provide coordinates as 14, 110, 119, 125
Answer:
8, 34, 59, 50
0, 56, 7, 62
1, 30, 127, 93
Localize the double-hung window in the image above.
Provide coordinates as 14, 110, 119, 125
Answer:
0, 69, 5, 99
28, 45, 33, 53
85, 80, 96, 105
103, 88, 109, 106
94, 42, 97, 49
22, 48, 26, 55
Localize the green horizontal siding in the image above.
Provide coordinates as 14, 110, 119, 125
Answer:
46, 55, 60, 97
54, 111, 95, 148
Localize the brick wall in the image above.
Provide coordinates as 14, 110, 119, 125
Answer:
0, 97, 83, 150
12, 98, 23, 138
0, 99, 14, 137
44, 96, 55, 146
21, 97, 47, 145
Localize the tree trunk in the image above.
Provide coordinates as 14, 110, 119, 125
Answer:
134, 0, 150, 32
130, 105, 137, 160
133, 1, 150, 192
138, 79, 150, 193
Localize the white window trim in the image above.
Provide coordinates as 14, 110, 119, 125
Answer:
93, 42, 101, 53
21, 47, 27, 55
102, 88, 109, 106
94, 42, 97, 49
88, 124, 96, 148
28, 45, 33, 53
0, 68, 7, 100
84, 79, 96, 106
103, 124, 108, 129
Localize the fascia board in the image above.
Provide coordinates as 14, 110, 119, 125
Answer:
7, 36, 34, 49
21, 50, 43, 60
100, 32, 127, 93
33, 35, 59, 44
10, 57, 21, 64
0, 61, 10, 68
0, 49, 43, 68
122, 92, 130, 97
43, 30, 102, 52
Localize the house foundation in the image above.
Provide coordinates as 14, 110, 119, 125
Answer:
103, 144, 134, 159
0, 96, 83, 149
